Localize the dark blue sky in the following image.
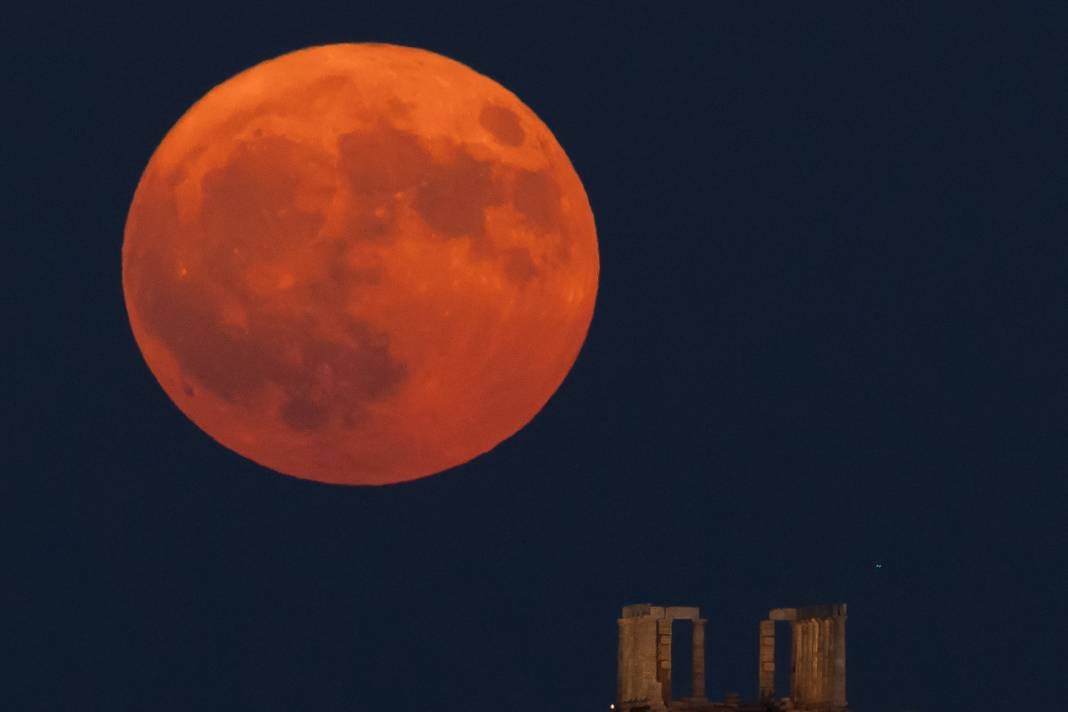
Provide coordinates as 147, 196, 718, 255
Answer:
10, 3, 1066, 710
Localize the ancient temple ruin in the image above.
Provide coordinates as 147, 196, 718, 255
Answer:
616, 603, 847, 712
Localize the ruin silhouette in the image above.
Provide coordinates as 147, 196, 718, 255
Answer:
616, 603, 847, 712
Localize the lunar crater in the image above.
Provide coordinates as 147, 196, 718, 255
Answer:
479, 104, 526, 146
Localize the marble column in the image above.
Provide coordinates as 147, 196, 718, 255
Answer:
657, 617, 672, 706
832, 612, 847, 708
792, 619, 814, 705
758, 619, 775, 700
691, 618, 707, 699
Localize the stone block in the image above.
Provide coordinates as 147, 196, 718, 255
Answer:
797, 603, 846, 620
622, 604, 652, 618
759, 620, 775, 635
761, 661, 775, 672
665, 606, 701, 620
769, 607, 797, 621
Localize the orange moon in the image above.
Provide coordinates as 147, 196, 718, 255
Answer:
122, 44, 598, 486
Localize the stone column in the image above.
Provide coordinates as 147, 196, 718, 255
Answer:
793, 620, 803, 702
657, 617, 673, 706
819, 618, 830, 704
691, 618, 707, 699
791, 619, 812, 705
832, 609, 847, 709
789, 620, 800, 701
758, 619, 775, 700
617, 607, 665, 712
807, 618, 819, 704
820, 618, 827, 702
812, 618, 822, 703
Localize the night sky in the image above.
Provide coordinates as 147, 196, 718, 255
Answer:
10, 4, 1066, 711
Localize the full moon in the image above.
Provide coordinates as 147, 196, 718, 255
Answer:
123, 44, 598, 486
